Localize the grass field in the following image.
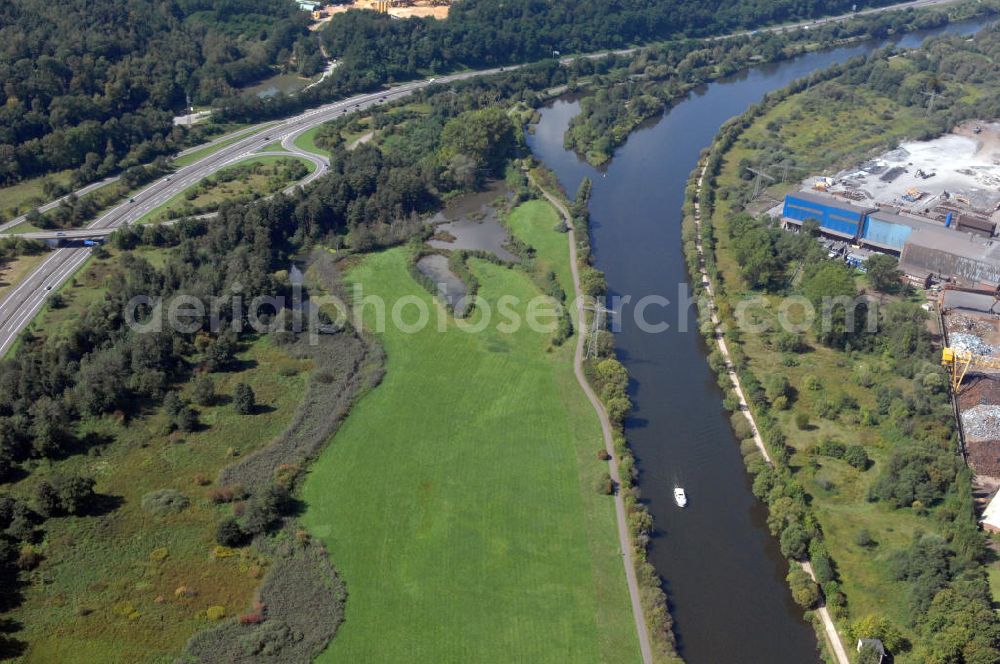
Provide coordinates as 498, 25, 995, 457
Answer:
292, 126, 331, 157
0, 252, 48, 300
301, 200, 640, 663
0, 170, 76, 218
5, 250, 315, 662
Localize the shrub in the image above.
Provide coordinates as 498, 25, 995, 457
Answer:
191, 375, 216, 406
233, 383, 256, 415
843, 445, 870, 470
816, 437, 846, 459
16, 545, 42, 570
787, 567, 820, 609
216, 517, 246, 547
208, 484, 247, 504
775, 332, 806, 353
206, 606, 226, 621
596, 449, 611, 461
595, 472, 614, 495
780, 523, 809, 559
794, 412, 810, 430
273, 464, 301, 489
239, 601, 267, 625
239, 620, 304, 657
814, 399, 839, 420
855, 528, 875, 548
141, 489, 190, 516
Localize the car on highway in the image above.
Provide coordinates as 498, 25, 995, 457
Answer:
45, 286, 52, 291
56, 232, 65, 236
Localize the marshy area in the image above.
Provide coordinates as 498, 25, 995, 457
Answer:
415, 180, 521, 316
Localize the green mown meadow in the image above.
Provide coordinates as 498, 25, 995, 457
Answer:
302, 201, 641, 663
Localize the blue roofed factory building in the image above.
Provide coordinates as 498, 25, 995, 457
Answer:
782, 191, 873, 239
781, 191, 941, 253
779, 189, 1000, 287
859, 209, 920, 251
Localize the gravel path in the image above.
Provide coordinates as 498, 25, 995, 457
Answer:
692, 162, 850, 664
530, 174, 654, 664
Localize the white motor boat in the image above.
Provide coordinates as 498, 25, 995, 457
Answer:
674, 487, 687, 508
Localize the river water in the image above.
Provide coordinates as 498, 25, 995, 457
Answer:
526, 17, 990, 664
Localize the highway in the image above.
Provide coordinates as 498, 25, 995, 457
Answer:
0, 0, 967, 356
0, 67, 506, 354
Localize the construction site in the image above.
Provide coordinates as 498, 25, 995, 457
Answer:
308, 0, 450, 25
773, 121, 1000, 287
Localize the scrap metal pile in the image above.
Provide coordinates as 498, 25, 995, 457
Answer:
949, 313, 1000, 478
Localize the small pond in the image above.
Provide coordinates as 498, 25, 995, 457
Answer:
415, 254, 469, 316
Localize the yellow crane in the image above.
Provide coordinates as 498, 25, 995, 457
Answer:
941, 346, 1000, 393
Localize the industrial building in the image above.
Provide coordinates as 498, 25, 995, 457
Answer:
900, 229, 1000, 288
782, 191, 872, 239
773, 123, 1000, 288
779, 189, 1000, 288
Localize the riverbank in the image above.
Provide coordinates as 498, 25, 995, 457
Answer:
689, 159, 849, 664
526, 171, 664, 663
686, 25, 1000, 661
524, 15, 999, 663
562, 0, 996, 167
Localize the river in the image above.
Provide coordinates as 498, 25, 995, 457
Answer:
526, 17, 991, 664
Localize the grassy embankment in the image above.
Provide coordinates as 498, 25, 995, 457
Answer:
136, 156, 314, 224
0, 171, 76, 220
691, 48, 993, 660
301, 200, 642, 663
0, 253, 48, 301
172, 124, 278, 168
293, 126, 331, 156
4, 247, 316, 662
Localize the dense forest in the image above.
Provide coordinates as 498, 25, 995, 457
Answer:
212, 0, 914, 127
323, 0, 907, 79
0, 0, 318, 186
0, 0, 929, 190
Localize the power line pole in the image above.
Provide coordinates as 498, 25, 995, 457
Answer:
583, 300, 615, 360
923, 89, 938, 115
747, 167, 775, 200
